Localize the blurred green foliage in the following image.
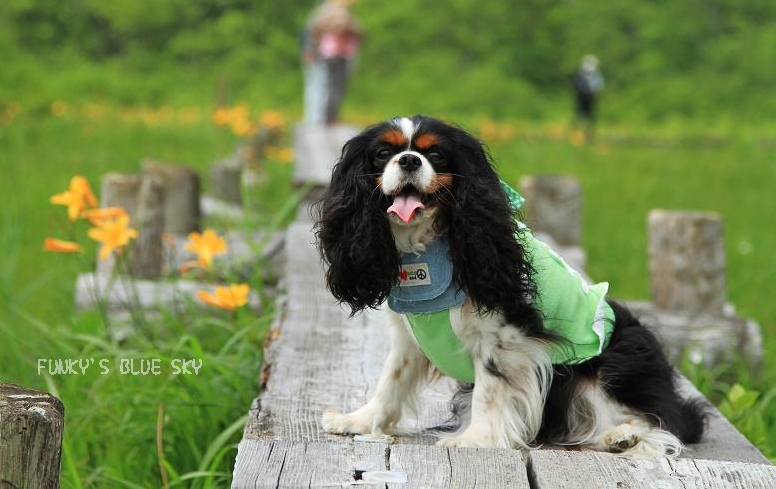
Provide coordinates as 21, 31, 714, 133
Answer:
2, 0, 776, 121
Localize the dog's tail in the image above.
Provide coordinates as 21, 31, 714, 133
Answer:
607, 299, 709, 445
675, 397, 709, 444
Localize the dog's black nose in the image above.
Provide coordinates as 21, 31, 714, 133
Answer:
398, 153, 422, 172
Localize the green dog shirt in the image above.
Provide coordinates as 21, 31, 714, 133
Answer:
387, 182, 615, 383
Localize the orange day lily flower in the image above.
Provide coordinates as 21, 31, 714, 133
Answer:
259, 110, 286, 130
82, 206, 128, 225
49, 176, 98, 221
87, 214, 138, 261
43, 238, 82, 253
196, 283, 250, 311
212, 107, 232, 126
184, 229, 227, 268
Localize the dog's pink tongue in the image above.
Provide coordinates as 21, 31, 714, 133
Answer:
388, 193, 425, 223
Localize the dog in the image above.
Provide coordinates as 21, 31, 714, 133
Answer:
314, 115, 706, 456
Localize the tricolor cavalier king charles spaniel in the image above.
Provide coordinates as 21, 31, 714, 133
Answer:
315, 115, 706, 456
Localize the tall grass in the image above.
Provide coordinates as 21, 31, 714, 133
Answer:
8, 304, 270, 488
0, 106, 297, 486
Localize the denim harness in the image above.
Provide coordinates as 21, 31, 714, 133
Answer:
387, 183, 614, 383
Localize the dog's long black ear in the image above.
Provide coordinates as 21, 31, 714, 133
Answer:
314, 131, 399, 315
446, 128, 543, 331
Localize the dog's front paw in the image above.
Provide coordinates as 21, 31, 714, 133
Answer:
321, 407, 402, 438
321, 409, 372, 435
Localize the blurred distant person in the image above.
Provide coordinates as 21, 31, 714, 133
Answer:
302, 0, 362, 125
301, 2, 328, 124
572, 55, 604, 142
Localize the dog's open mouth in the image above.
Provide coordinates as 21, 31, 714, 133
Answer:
387, 187, 432, 223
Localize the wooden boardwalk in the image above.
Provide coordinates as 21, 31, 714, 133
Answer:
232, 124, 775, 488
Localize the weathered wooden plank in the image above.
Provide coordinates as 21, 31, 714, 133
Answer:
389, 445, 530, 489
447, 447, 529, 489
387, 445, 455, 488
690, 457, 776, 488
232, 440, 529, 489
529, 450, 776, 489
231, 439, 287, 488
0, 383, 64, 489
292, 123, 359, 187
281, 442, 387, 488
232, 440, 389, 488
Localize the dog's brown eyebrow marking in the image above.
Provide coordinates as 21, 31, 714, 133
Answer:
380, 130, 408, 147
414, 133, 439, 150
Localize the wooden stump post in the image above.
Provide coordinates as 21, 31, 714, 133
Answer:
648, 210, 726, 315
131, 175, 166, 278
210, 159, 243, 205
142, 160, 201, 235
519, 175, 582, 247
0, 383, 64, 489
100, 172, 141, 223
99, 173, 142, 276
100, 172, 166, 278
626, 209, 763, 369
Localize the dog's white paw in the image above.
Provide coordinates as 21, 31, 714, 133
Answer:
321, 409, 371, 435
601, 423, 644, 453
321, 408, 401, 437
600, 422, 684, 458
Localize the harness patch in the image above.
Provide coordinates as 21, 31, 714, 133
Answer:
399, 263, 431, 286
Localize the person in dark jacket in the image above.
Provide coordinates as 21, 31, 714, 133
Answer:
572, 55, 604, 142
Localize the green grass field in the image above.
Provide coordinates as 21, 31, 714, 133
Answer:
2, 104, 776, 486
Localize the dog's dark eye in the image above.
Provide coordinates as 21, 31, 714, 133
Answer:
375, 147, 392, 161
427, 151, 445, 165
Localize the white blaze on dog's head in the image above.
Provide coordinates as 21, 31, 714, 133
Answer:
395, 116, 417, 144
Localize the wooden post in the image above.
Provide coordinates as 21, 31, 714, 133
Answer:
648, 210, 727, 315
99, 173, 142, 275
0, 383, 64, 489
131, 175, 166, 278
100, 172, 167, 278
142, 161, 201, 235
210, 158, 243, 205
101, 172, 141, 223
629, 209, 762, 368
518, 175, 582, 246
